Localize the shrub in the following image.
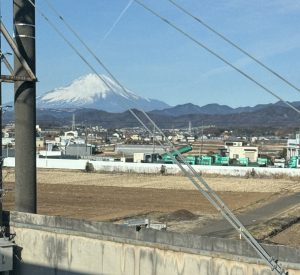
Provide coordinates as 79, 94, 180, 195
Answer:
245, 168, 257, 178
85, 162, 94, 173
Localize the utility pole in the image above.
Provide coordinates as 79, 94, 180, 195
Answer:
200, 121, 204, 156
152, 124, 155, 153
72, 113, 75, 131
14, 0, 37, 213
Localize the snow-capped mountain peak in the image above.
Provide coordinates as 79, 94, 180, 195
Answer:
42, 74, 138, 103
37, 74, 169, 112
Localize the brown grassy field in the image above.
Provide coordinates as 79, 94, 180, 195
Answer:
3, 168, 299, 246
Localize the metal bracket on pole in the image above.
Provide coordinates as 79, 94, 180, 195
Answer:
0, 51, 13, 75
0, 22, 37, 81
0, 74, 36, 83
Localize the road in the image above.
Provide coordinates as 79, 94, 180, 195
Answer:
191, 192, 300, 238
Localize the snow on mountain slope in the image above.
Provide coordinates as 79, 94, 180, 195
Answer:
37, 74, 169, 112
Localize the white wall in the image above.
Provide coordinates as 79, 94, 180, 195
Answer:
4, 157, 300, 176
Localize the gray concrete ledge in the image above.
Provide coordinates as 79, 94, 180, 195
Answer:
7, 211, 300, 269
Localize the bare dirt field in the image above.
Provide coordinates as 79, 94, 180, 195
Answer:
3, 168, 300, 247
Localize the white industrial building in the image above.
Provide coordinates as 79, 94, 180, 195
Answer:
286, 133, 300, 160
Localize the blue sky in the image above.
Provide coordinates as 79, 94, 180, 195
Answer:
1, 0, 300, 107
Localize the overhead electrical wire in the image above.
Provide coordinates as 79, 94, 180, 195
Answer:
25, 1, 287, 273
40, 0, 170, 149
134, 0, 300, 116
167, 0, 300, 95
24, 0, 171, 157
30, 0, 287, 271
43, 0, 137, 103
25, 2, 160, 152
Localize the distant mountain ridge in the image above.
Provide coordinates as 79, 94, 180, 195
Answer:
8, 72, 300, 128
150, 101, 300, 116
3, 100, 300, 129
35, 73, 300, 117
2, 103, 298, 128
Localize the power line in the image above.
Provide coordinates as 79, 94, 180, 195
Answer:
43, 0, 136, 104
24, 1, 287, 273
24, 0, 169, 155
134, 0, 300, 116
167, 0, 300, 96
40, 0, 161, 136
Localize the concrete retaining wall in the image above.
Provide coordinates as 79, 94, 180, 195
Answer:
4, 157, 300, 177
7, 212, 300, 275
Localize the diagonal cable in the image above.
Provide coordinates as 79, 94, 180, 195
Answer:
25, 1, 287, 273
134, 0, 300, 116
167, 0, 300, 95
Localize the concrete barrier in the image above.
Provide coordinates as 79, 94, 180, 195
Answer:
7, 212, 300, 275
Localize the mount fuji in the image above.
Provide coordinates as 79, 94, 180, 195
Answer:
37, 74, 169, 112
